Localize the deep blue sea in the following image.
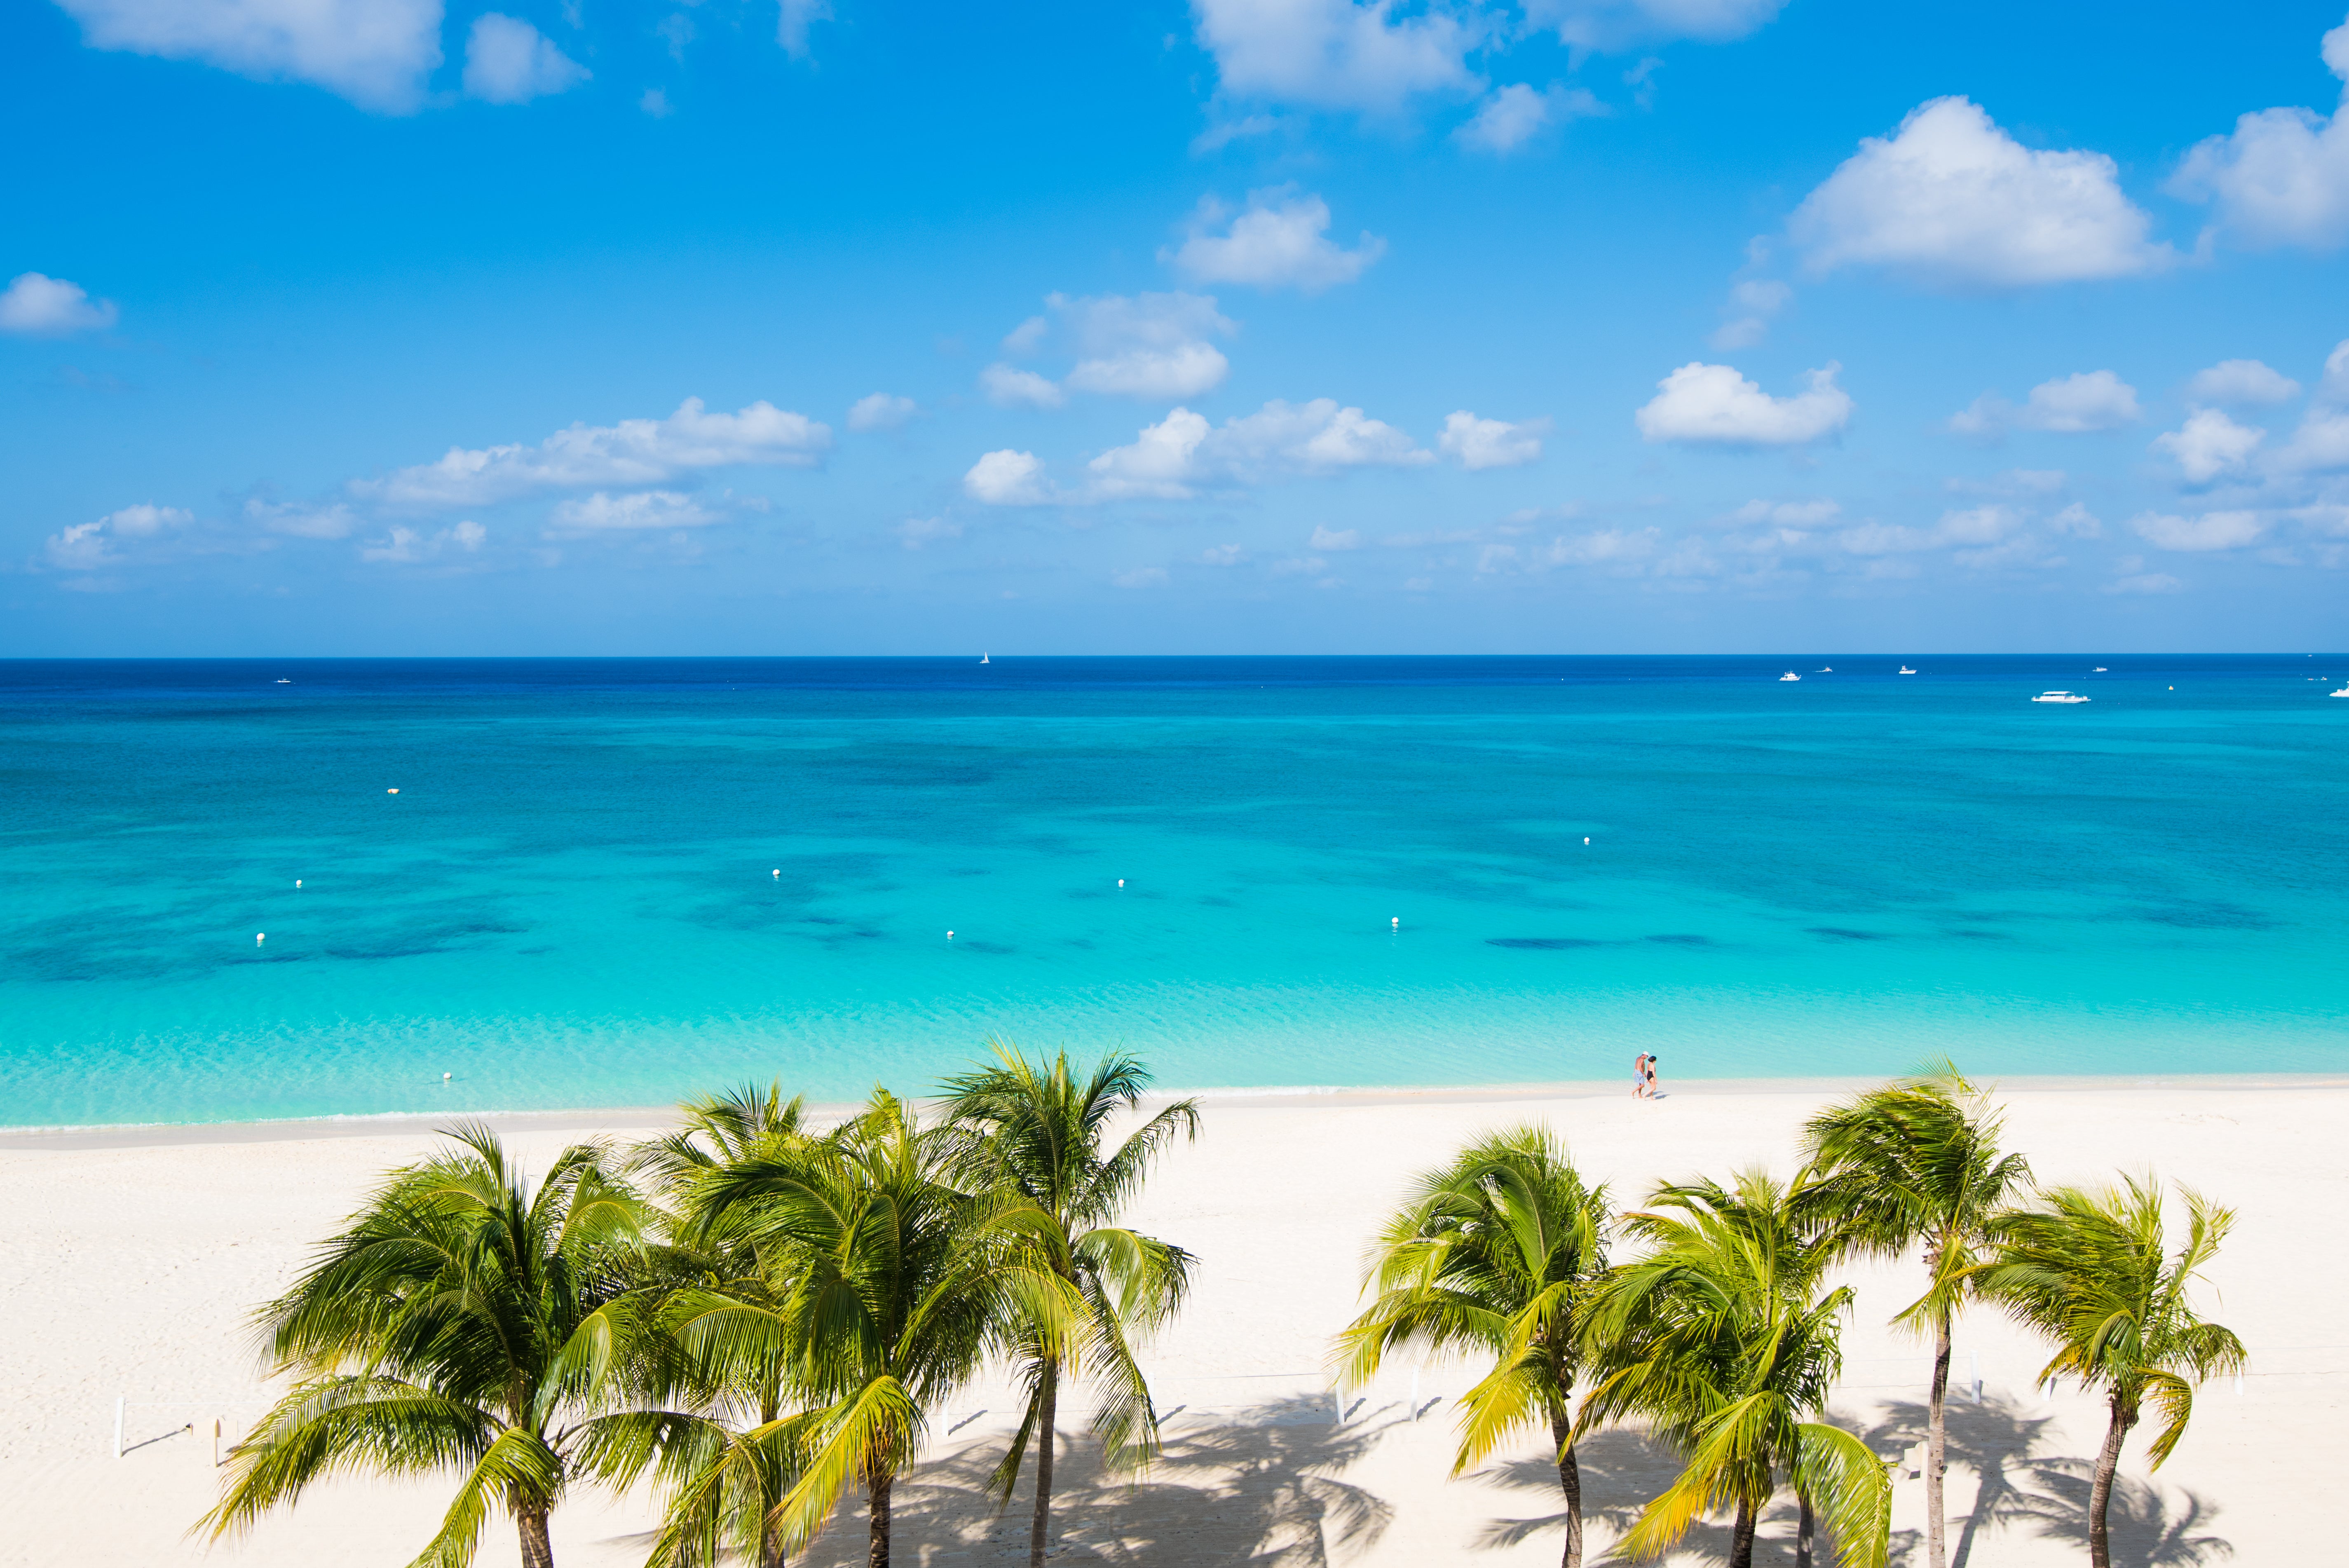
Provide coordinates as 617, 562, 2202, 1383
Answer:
2, 656, 2344, 1127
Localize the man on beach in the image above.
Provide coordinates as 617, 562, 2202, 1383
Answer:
1633, 1052, 1652, 1098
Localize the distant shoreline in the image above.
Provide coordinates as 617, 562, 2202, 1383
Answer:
6, 1069, 2338, 1151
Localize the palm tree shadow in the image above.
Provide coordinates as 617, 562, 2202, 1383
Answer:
1468, 1427, 1742, 1564
812, 1394, 1395, 1566
1864, 1392, 2053, 1568
2008, 1460, 2234, 1568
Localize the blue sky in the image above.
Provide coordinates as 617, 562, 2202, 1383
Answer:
6, 0, 2349, 654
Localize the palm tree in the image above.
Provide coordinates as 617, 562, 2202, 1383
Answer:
679, 1089, 1079, 1568
1579, 1171, 1890, 1568
200, 1125, 652, 1568
1974, 1176, 2244, 1568
588, 1083, 827, 1568
940, 1044, 1200, 1568
1802, 1061, 2030, 1568
1332, 1126, 1611, 1568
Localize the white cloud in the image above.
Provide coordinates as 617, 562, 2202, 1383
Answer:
896, 516, 961, 549
2152, 408, 2266, 484
2049, 502, 2103, 538
1949, 371, 2142, 438
1635, 361, 1852, 445
2275, 405, 2349, 472
1437, 410, 1547, 469
246, 497, 357, 538
55, 0, 443, 113
979, 364, 1067, 410
1310, 524, 1362, 550
358, 398, 831, 510
2129, 509, 2267, 551
39, 502, 195, 571
1711, 277, 1791, 350
1199, 543, 1250, 565
2106, 567, 2184, 595
1189, 0, 1481, 114
996, 293, 1234, 403
462, 14, 587, 104
2186, 359, 2301, 406
2325, 337, 2349, 402
846, 392, 917, 431
1086, 410, 1211, 500
1546, 526, 1660, 565
1732, 497, 1839, 525
101, 502, 194, 536
1112, 565, 1170, 588
777, 0, 830, 57
1524, 0, 1787, 53
1456, 83, 1606, 154
963, 449, 1052, 505
361, 518, 485, 561
1164, 190, 1385, 292
0, 272, 120, 335
2171, 16, 2349, 250
546, 491, 722, 534
1789, 97, 2171, 287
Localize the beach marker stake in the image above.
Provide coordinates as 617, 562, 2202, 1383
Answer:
1970, 1351, 1982, 1403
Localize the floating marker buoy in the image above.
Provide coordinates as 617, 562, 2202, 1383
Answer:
443, 1072, 451, 1081
772, 869, 779, 879
1583, 837, 1590, 845
1118, 879, 1125, 887
1392, 917, 1400, 929
256, 933, 265, 945
947, 930, 954, 940
387, 788, 399, 795
295, 879, 302, 888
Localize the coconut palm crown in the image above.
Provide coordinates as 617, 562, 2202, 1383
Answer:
1578, 1170, 1890, 1568
1801, 1059, 2030, 1568
1974, 1175, 2244, 1568
201, 1125, 652, 1568
1334, 1125, 1611, 1568
939, 1043, 1200, 1568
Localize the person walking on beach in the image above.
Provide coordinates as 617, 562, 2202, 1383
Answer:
1645, 1055, 1661, 1099
1633, 1052, 1652, 1099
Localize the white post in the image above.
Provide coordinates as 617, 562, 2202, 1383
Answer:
214, 1417, 223, 1467
1970, 1351, 1983, 1403
1330, 1389, 1342, 1427
114, 1396, 125, 1459
1410, 1368, 1421, 1420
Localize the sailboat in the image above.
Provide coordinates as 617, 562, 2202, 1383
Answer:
980, 653, 990, 664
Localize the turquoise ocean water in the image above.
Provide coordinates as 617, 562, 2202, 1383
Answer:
2, 656, 2344, 1127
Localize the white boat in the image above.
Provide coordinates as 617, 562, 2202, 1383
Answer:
275, 678, 291, 684
1898, 666, 1916, 675
1817, 666, 1833, 672
2093, 666, 2108, 672
1780, 671, 1801, 682
981, 653, 990, 664
2331, 685, 2349, 697
2031, 690, 2090, 704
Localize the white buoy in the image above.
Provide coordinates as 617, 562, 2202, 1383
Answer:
1118, 878, 1125, 887
295, 879, 302, 888
1391, 916, 1400, 929
387, 788, 399, 795
771, 869, 779, 879
946, 930, 954, 940
1583, 837, 1590, 845
256, 933, 266, 945
442, 1072, 451, 1082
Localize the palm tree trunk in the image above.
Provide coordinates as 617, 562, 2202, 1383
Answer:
1727, 1496, 1758, 1568
516, 1499, 555, 1568
1927, 1301, 1952, 1568
2086, 1395, 2136, 1568
1796, 1493, 1814, 1568
1028, 1363, 1060, 1568
1549, 1411, 1584, 1568
868, 1466, 893, 1568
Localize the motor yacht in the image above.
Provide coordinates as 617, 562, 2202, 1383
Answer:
2031, 690, 2090, 704
1780, 671, 1801, 682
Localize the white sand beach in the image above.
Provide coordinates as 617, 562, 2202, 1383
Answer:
2, 1076, 2337, 1567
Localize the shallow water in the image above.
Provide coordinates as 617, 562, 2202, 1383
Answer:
1, 655, 2343, 1126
